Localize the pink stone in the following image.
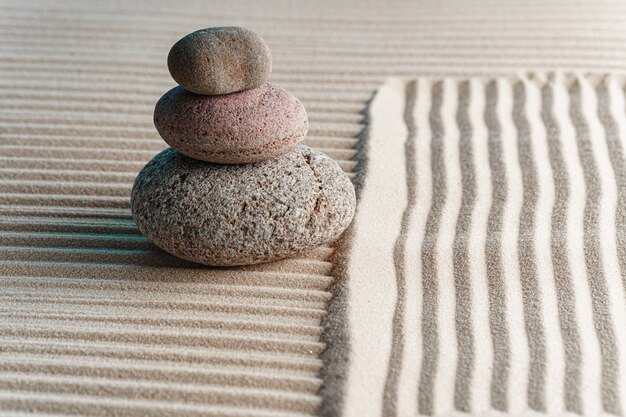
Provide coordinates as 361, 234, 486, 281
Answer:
153, 83, 308, 164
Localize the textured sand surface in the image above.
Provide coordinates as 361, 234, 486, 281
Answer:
343, 74, 626, 417
3, 1, 626, 416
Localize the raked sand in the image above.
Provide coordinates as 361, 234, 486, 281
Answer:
2, 1, 626, 416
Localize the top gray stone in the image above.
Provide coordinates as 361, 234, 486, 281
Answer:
167, 27, 272, 96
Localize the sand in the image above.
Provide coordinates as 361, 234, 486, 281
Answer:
3, 1, 626, 416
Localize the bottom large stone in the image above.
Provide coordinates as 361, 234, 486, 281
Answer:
131, 146, 356, 266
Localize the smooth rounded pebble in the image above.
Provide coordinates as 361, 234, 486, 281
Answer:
168, 26, 272, 96
131, 146, 356, 266
154, 83, 308, 164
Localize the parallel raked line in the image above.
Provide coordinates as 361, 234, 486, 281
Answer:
6, 20, 626, 41
0, 275, 334, 301
5, 2, 626, 22
7, 7, 626, 26
0, 339, 323, 374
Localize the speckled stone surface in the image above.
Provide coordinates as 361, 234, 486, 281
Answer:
168, 26, 272, 96
131, 146, 356, 266
154, 83, 308, 164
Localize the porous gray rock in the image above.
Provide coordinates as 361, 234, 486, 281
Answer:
154, 83, 308, 164
168, 26, 272, 96
131, 146, 356, 266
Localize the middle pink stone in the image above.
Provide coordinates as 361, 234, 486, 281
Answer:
153, 82, 308, 164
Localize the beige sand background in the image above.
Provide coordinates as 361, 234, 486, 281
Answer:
2, 1, 626, 416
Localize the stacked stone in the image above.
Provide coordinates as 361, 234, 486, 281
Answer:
131, 27, 356, 266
